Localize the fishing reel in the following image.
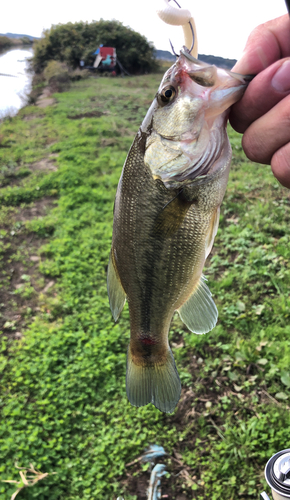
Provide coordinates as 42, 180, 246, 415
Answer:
261, 449, 290, 500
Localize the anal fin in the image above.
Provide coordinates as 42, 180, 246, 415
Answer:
107, 248, 126, 321
178, 276, 218, 334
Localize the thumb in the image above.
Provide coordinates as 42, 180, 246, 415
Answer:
233, 15, 290, 75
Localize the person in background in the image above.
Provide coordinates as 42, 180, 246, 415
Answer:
230, 14, 290, 189
102, 55, 112, 66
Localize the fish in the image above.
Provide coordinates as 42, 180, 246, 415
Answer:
107, 48, 251, 413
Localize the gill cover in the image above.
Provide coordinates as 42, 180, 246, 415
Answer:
143, 50, 251, 187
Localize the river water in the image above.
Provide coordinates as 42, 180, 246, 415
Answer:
0, 47, 33, 119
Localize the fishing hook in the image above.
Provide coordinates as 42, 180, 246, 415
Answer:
169, 39, 179, 57
170, 0, 182, 7
168, 0, 195, 57
188, 19, 195, 53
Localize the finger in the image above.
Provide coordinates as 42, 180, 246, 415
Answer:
241, 94, 290, 164
230, 58, 290, 133
232, 15, 290, 75
272, 143, 290, 189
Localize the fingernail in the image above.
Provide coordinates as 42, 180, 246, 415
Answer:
272, 60, 290, 92
233, 46, 270, 75
232, 52, 250, 74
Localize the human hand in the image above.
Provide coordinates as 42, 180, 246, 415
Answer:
229, 14, 290, 188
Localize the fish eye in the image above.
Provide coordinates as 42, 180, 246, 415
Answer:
158, 85, 176, 105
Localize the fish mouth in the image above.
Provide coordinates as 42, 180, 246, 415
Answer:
180, 47, 204, 66
228, 71, 255, 84
180, 47, 255, 85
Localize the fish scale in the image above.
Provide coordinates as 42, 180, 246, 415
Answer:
107, 50, 251, 413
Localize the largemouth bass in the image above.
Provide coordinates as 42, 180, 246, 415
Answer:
107, 49, 251, 413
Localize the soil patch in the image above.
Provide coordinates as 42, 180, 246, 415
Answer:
36, 88, 56, 108
23, 114, 45, 122
36, 97, 56, 108
67, 110, 104, 119
14, 196, 56, 222
29, 155, 58, 173
0, 197, 57, 338
0, 157, 58, 189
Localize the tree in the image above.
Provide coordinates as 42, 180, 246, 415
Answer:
32, 20, 157, 74
0, 36, 13, 51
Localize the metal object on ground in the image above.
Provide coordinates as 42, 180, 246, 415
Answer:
140, 445, 167, 499
262, 449, 290, 500
260, 492, 271, 500
147, 463, 167, 500
142, 445, 167, 463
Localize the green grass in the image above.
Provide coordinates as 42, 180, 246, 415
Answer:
0, 75, 290, 500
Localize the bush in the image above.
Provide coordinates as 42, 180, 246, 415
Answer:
32, 20, 157, 75
0, 36, 12, 51
43, 60, 67, 81
69, 68, 90, 81
43, 60, 71, 92
20, 36, 32, 45
27, 73, 46, 104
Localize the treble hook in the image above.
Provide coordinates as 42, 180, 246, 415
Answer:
168, 0, 195, 57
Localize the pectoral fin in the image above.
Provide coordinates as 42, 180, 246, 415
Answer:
107, 248, 126, 321
178, 276, 218, 334
153, 190, 196, 238
205, 207, 220, 260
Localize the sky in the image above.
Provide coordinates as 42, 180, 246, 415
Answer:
0, 0, 288, 59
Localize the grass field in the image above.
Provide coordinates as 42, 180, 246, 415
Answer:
0, 73, 290, 500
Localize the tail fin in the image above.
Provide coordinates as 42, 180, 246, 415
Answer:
126, 347, 181, 413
